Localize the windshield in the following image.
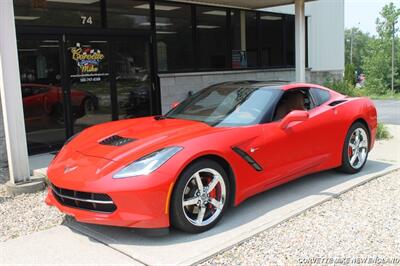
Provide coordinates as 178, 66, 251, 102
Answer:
166, 85, 280, 126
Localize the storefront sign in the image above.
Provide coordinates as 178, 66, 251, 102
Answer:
70, 43, 108, 82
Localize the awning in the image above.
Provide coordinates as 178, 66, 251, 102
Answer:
170, 0, 315, 9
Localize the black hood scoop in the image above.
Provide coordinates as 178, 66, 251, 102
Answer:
99, 135, 136, 146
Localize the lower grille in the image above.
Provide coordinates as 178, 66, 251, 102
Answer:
51, 184, 116, 213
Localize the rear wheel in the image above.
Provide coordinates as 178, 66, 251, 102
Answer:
339, 122, 369, 174
170, 159, 230, 233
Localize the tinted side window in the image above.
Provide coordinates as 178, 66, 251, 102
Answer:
311, 88, 331, 106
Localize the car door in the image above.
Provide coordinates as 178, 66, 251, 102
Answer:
251, 87, 337, 185
22, 85, 40, 121
22, 85, 52, 121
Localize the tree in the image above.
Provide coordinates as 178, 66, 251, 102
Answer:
362, 2, 400, 94
345, 27, 371, 73
344, 64, 356, 86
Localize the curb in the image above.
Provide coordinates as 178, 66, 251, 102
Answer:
189, 164, 400, 266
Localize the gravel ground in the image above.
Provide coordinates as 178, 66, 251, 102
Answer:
202, 170, 400, 265
0, 188, 65, 242
0, 167, 8, 184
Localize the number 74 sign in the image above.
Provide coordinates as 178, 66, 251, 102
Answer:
81, 16, 93, 25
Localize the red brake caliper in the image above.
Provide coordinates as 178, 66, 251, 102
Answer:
348, 146, 353, 158
207, 177, 217, 212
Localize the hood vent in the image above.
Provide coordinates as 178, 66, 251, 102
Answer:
99, 135, 136, 146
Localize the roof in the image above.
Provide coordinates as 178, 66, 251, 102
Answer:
210, 81, 332, 92
211, 80, 291, 89
169, 0, 316, 9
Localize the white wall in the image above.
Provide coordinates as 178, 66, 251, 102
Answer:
264, 0, 345, 72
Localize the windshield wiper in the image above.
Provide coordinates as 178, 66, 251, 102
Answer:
154, 115, 167, 120
154, 115, 176, 121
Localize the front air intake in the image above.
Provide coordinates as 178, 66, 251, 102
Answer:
99, 135, 136, 146
51, 184, 116, 213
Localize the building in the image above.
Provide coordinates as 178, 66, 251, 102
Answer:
0, 0, 344, 186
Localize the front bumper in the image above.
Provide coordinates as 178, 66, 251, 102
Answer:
46, 170, 174, 229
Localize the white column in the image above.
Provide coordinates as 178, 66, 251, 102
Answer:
0, 0, 30, 184
295, 0, 306, 82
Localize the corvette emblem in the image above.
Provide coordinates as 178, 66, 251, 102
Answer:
250, 147, 259, 153
64, 165, 78, 174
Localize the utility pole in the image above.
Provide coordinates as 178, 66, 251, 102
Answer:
350, 27, 354, 65
391, 20, 395, 92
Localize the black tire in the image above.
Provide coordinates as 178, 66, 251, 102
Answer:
170, 159, 230, 234
338, 122, 370, 174
50, 103, 64, 125
83, 98, 95, 115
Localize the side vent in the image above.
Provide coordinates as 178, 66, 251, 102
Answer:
232, 147, 263, 171
99, 135, 136, 146
329, 100, 348, 106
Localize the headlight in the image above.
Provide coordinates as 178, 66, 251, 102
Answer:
113, 146, 183, 179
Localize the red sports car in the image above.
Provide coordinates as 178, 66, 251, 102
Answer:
46, 81, 377, 233
22, 83, 98, 127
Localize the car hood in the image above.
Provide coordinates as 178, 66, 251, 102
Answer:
68, 117, 222, 163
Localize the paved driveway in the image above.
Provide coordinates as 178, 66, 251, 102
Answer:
373, 100, 400, 125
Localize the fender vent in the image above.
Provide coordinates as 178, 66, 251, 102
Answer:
99, 135, 136, 146
329, 100, 348, 106
232, 147, 263, 171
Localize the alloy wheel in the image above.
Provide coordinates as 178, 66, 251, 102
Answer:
181, 168, 226, 227
347, 127, 369, 169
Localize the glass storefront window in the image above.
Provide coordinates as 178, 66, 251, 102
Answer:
14, 0, 102, 27
286, 15, 295, 67
260, 13, 284, 67
155, 2, 194, 71
17, 38, 66, 153
196, 6, 228, 70
246, 11, 258, 68
230, 10, 258, 69
107, 0, 151, 29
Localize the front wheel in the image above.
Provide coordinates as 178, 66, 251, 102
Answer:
339, 122, 369, 174
170, 159, 230, 233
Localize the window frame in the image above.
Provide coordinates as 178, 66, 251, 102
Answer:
271, 87, 319, 122
310, 87, 332, 107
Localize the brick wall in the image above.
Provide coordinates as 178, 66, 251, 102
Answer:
159, 68, 344, 113
159, 68, 299, 114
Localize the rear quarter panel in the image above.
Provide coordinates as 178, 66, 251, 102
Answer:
331, 97, 377, 157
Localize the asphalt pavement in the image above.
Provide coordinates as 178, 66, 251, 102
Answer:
373, 100, 400, 125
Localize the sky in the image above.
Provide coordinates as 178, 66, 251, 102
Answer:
345, 0, 398, 35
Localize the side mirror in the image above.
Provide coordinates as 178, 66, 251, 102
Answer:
170, 101, 180, 109
279, 110, 309, 129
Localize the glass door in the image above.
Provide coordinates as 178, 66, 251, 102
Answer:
65, 37, 112, 134
65, 35, 154, 135
17, 36, 66, 154
112, 37, 153, 119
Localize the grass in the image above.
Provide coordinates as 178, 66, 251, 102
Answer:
376, 122, 391, 140
365, 92, 400, 100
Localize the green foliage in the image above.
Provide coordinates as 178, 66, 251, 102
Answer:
376, 123, 391, 140
361, 3, 400, 94
323, 79, 361, 97
344, 64, 356, 86
363, 77, 389, 95
345, 28, 371, 72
